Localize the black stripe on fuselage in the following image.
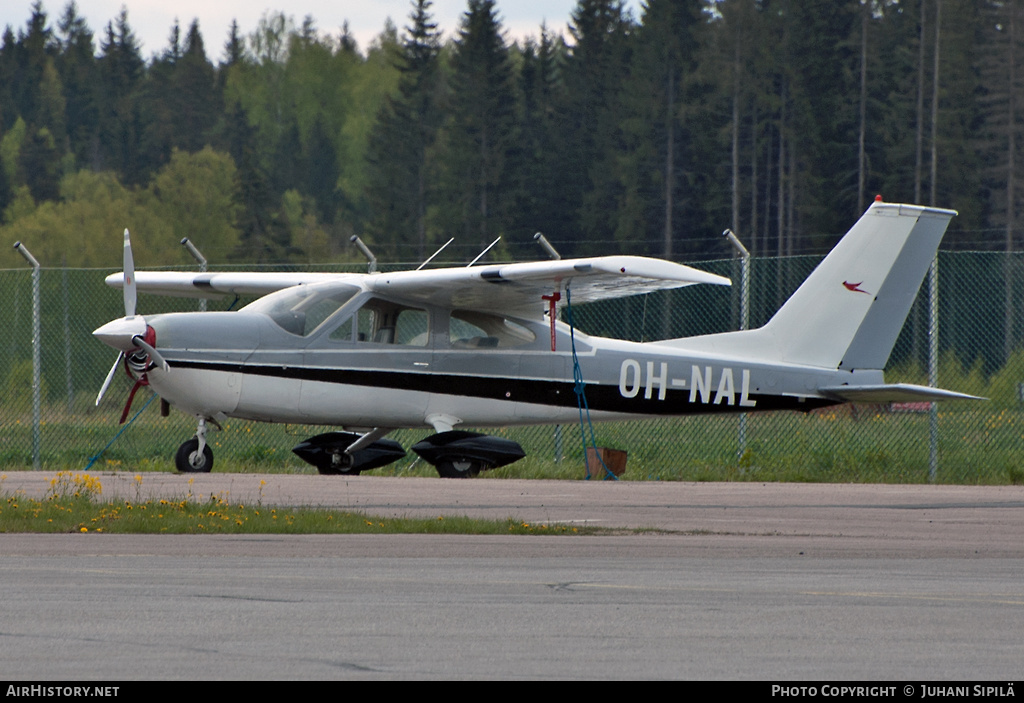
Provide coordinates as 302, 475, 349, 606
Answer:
170, 360, 837, 416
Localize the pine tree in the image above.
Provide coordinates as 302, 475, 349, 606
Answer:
97, 8, 145, 182
222, 19, 246, 68
561, 0, 634, 252
139, 21, 181, 171
364, 0, 443, 257
509, 26, 570, 251
19, 124, 60, 201
56, 1, 100, 170
226, 100, 286, 261
0, 28, 18, 133
616, 0, 703, 258
13, 1, 56, 129
305, 115, 340, 224
0, 147, 12, 220
175, 20, 219, 152
976, 0, 1024, 358
441, 0, 518, 249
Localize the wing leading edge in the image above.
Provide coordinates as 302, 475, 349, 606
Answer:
103, 271, 352, 298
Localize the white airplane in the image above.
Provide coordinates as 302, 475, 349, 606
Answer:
93, 200, 978, 476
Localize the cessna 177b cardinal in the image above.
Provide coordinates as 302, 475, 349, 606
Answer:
93, 201, 978, 476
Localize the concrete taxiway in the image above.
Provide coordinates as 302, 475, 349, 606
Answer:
1, 474, 1023, 679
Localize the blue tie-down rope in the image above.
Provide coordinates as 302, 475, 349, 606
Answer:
564, 286, 618, 481
84, 392, 157, 471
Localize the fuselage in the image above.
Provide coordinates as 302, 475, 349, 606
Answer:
139, 283, 852, 431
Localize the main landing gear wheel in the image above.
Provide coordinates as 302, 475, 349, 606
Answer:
176, 437, 214, 473
317, 453, 361, 476
435, 458, 486, 479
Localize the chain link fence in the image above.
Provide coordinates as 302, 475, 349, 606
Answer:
0, 252, 1021, 483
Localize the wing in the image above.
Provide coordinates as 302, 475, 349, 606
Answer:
104, 271, 363, 298
105, 256, 729, 312
367, 256, 730, 314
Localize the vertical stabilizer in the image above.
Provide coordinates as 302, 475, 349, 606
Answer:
760, 202, 955, 370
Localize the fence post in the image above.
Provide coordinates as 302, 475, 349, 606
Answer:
13, 242, 41, 470
63, 266, 73, 413
723, 230, 751, 460
181, 238, 208, 312
928, 256, 939, 483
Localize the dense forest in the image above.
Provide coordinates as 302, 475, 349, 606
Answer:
0, 0, 1022, 269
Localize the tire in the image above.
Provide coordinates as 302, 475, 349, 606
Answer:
316, 453, 362, 476
435, 457, 484, 478
175, 437, 214, 473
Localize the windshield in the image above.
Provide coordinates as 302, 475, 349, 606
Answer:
243, 283, 360, 337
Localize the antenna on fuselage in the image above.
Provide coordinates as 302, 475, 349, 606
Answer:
467, 237, 501, 267
533, 232, 561, 260
416, 238, 454, 271
349, 235, 378, 273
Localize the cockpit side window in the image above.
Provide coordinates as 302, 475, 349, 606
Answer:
449, 310, 536, 348
326, 307, 378, 343
328, 298, 428, 346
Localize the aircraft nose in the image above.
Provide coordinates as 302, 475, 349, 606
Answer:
93, 316, 147, 352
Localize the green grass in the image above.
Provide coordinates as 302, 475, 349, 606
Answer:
0, 472, 594, 535
2, 401, 1021, 484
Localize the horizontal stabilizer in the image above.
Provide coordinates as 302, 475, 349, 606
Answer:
819, 384, 984, 403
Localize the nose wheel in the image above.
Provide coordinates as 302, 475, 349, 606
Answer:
175, 437, 214, 473
175, 418, 214, 473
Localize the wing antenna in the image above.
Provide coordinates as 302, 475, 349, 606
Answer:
416, 237, 454, 271
467, 237, 501, 267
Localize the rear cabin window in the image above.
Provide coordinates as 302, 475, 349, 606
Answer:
449, 310, 536, 349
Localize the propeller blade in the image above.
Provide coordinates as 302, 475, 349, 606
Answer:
132, 335, 169, 373
123, 228, 136, 318
95, 352, 124, 406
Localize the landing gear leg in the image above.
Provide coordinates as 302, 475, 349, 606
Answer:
176, 417, 214, 473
